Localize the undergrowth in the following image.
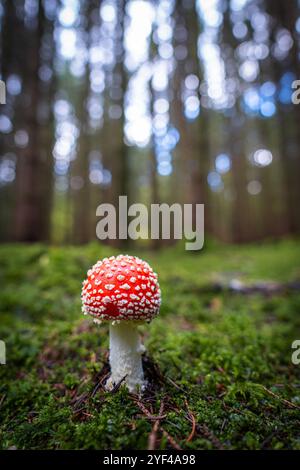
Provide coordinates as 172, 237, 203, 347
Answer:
0, 239, 300, 449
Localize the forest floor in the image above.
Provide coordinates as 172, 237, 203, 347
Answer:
0, 239, 300, 450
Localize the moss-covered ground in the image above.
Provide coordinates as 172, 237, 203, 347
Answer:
0, 240, 300, 450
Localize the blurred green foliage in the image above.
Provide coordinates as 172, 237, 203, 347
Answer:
0, 240, 300, 449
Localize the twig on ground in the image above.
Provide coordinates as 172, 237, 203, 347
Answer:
261, 385, 300, 410
148, 401, 165, 450
134, 399, 166, 420
220, 418, 227, 432
183, 404, 224, 449
131, 396, 181, 450
161, 429, 182, 450
261, 431, 279, 449
110, 375, 128, 394
0, 394, 6, 408
166, 377, 186, 392
72, 392, 89, 409
91, 371, 110, 396
196, 423, 224, 450
184, 399, 196, 443
82, 411, 94, 418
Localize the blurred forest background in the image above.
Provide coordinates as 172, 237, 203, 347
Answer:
0, 0, 300, 246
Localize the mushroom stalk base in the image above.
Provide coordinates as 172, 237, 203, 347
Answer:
106, 322, 145, 393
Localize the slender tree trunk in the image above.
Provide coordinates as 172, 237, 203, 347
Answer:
105, 0, 130, 248
229, 114, 251, 243
13, 0, 51, 242
265, 0, 300, 233
0, 0, 15, 241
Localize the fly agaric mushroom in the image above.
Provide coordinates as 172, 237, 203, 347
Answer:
81, 255, 161, 392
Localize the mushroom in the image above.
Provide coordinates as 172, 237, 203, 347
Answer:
81, 255, 161, 393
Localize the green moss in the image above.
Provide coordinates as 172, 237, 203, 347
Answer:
0, 239, 300, 449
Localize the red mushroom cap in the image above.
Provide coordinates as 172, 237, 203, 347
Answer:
81, 255, 161, 322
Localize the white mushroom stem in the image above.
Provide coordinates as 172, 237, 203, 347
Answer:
106, 322, 146, 393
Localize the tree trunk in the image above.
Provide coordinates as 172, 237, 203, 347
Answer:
13, 0, 52, 242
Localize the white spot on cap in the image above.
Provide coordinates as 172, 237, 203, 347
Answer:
130, 294, 139, 300
120, 283, 131, 290
105, 284, 115, 291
